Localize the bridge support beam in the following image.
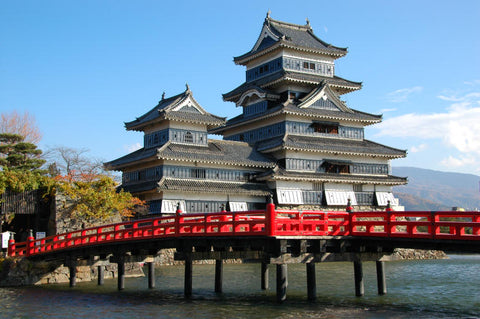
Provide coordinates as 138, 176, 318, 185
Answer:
117, 258, 125, 291
376, 261, 387, 295
147, 262, 155, 289
97, 266, 104, 286
215, 259, 223, 293
354, 260, 364, 297
306, 262, 316, 301
276, 264, 288, 302
261, 262, 269, 290
184, 257, 192, 297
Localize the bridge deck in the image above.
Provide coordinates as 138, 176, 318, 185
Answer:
8, 205, 480, 262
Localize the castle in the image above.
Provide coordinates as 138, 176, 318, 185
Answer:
105, 14, 407, 215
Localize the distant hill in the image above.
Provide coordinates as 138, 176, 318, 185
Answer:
392, 167, 480, 211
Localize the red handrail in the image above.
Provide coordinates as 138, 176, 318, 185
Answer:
7, 208, 480, 257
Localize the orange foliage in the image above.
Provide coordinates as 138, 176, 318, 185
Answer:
0, 111, 42, 143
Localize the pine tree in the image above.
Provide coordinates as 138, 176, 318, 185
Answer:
0, 133, 46, 172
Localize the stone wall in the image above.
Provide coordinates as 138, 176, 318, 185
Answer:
0, 257, 144, 287
51, 193, 123, 235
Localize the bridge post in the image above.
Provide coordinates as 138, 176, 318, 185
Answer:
261, 262, 269, 290
376, 261, 387, 295
7, 233, 15, 257
306, 262, 316, 301
184, 256, 193, 297
97, 266, 104, 286
276, 264, 288, 302
147, 262, 155, 289
215, 259, 223, 293
353, 260, 364, 297
266, 195, 276, 236
117, 257, 125, 291
26, 229, 34, 257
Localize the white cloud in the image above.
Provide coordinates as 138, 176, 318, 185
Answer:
124, 143, 142, 152
464, 80, 480, 86
375, 87, 480, 160
410, 144, 427, 153
385, 86, 423, 103
440, 155, 476, 168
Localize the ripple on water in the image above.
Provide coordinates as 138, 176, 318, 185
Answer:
0, 257, 479, 319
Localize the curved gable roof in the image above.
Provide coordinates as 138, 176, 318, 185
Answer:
125, 86, 225, 131
234, 14, 347, 65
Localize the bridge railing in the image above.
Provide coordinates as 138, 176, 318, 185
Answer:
7, 207, 480, 257
350, 211, 480, 240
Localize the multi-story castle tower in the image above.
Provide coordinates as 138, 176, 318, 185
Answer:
106, 14, 407, 215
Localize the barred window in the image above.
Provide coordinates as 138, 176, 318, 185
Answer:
190, 168, 206, 179
184, 132, 193, 143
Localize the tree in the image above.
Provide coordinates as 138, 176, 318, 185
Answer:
0, 111, 42, 144
0, 133, 46, 172
54, 173, 145, 221
44, 146, 111, 181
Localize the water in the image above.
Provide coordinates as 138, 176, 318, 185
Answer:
1, 255, 479, 318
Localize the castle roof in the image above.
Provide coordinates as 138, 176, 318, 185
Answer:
156, 140, 275, 168
256, 134, 407, 158
223, 70, 361, 102
210, 101, 381, 135
105, 139, 276, 170
234, 14, 347, 65
125, 86, 225, 131
105, 147, 158, 170
256, 167, 407, 186
157, 177, 271, 196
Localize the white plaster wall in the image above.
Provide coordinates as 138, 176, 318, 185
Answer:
324, 183, 354, 191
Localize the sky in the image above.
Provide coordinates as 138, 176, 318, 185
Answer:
1, 0, 479, 175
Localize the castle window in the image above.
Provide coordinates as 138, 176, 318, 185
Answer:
303, 62, 309, 69
353, 184, 363, 192
309, 62, 315, 70
191, 168, 206, 179
322, 161, 350, 174
184, 132, 193, 143
312, 122, 338, 134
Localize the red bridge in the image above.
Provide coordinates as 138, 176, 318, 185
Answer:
7, 203, 480, 302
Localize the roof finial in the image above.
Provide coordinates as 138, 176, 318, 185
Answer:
161, 91, 165, 100
306, 17, 310, 26
266, 10, 271, 19
185, 83, 190, 92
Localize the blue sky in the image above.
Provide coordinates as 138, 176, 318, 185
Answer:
1, 1, 479, 175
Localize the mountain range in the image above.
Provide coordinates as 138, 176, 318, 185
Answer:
392, 167, 480, 211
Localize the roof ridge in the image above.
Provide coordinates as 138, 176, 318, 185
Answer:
266, 16, 312, 32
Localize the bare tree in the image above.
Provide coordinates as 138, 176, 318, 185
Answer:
44, 146, 109, 180
0, 111, 42, 144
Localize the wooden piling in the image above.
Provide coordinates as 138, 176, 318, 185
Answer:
306, 262, 316, 301
276, 264, 288, 302
354, 260, 364, 297
376, 260, 387, 295
184, 258, 192, 297
97, 266, 104, 286
148, 262, 155, 289
117, 259, 125, 290
69, 265, 76, 287
215, 259, 223, 293
261, 262, 269, 290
